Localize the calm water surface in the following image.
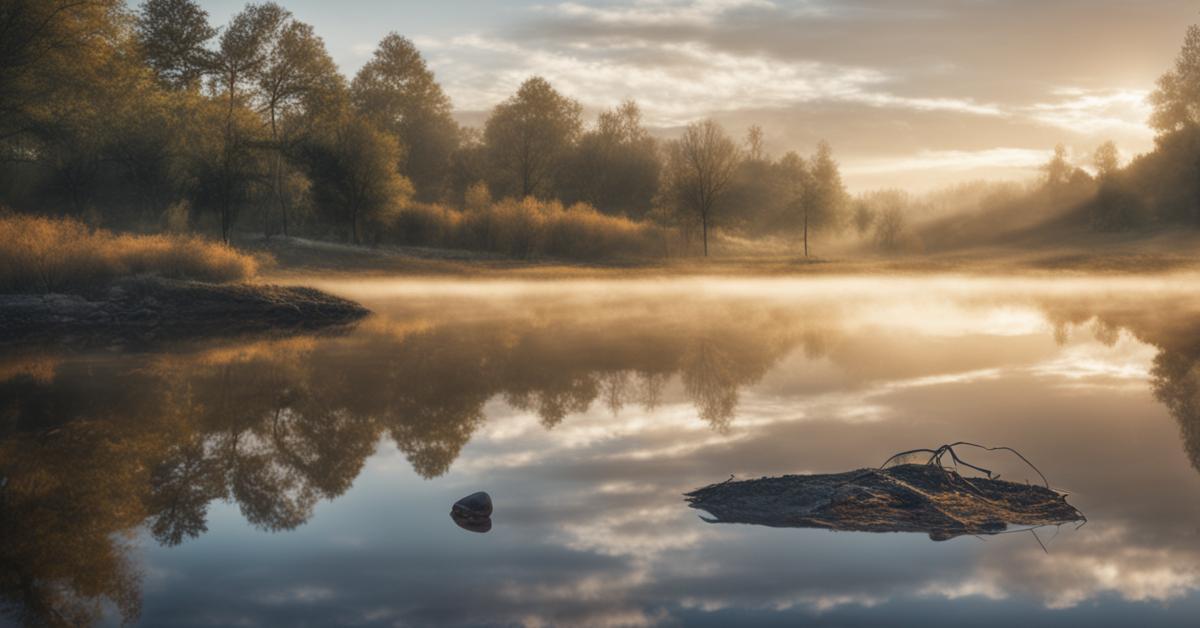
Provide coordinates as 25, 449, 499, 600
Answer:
5, 275, 1200, 627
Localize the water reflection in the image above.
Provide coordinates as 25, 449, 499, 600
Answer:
0, 299, 809, 626
4, 278, 1200, 626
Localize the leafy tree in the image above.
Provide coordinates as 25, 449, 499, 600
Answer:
1090, 141, 1143, 231
802, 140, 848, 256
852, 200, 875, 238
483, 76, 582, 199
1093, 141, 1120, 178
0, 0, 127, 143
1151, 25, 1200, 134
353, 33, 460, 201
563, 100, 659, 217
302, 113, 413, 244
135, 0, 216, 91
187, 97, 265, 243
1042, 143, 1073, 187
204, 3, 291, 241
661, 119, 740, 257
256, 17, 341, 236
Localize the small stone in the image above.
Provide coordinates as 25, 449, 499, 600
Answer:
451, 491, 493, 519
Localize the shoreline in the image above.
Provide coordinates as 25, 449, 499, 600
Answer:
0, 275, 370, 349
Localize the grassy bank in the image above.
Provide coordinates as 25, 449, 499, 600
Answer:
0, 214, 259, 294
250, 229, 1200, 280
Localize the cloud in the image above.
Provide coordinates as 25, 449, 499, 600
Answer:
546, 0, 783, 27
1026, 87, 1154, 139
424, 34, 1003, 128
844, 147, 1054, 176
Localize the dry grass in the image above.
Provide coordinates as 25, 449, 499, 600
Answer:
0, 213, 258, 294
384, 198, 666, 261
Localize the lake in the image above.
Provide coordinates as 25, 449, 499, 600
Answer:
4, 275, 1200, 627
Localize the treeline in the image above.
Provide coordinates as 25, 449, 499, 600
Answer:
849, 22, 1200, 255
0, 0, 851, 259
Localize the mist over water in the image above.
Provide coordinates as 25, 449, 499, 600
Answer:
5, 276, 1200, 626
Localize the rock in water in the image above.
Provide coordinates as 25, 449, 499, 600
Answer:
452, 491, 493, 520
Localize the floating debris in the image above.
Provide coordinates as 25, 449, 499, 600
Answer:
685, 443, 1085, 542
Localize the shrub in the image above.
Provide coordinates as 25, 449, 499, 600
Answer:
0, 213, 258, 294
381, 198, 665, 261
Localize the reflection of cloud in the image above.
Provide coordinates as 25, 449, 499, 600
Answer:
557, 505, 705, 558
1030, 333, 1155, 386
962, 528, 1200, 610
257, 586, 336, 605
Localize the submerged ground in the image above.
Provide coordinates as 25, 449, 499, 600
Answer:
5, 273, 1200, 626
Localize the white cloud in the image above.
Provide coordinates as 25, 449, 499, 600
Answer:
424, 34, 1005, 127
844, 147, 1054, 176
546, 0, 782, 27
1026, 87, 1154, 139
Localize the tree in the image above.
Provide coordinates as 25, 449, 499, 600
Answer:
302, 114, 413, 244
0, 0, 127, 147
852, 200, 875, 238
188, 97, 264, 243
256, 17, 340, 236
1151, 25, 1200, 134
803, 140, 848, 256
1090, 141, 1142, 231
562, 100, 659, 217
745, 125, 766, 162
353, 34, 459, 202
874, 206, 905, 253
483, 76, 582, 199
661, 119, 740, 257
1042, 143, 1073, 187
135, 0, 216, 91
208, 2, 290, 242
1093, 141, 1120, 178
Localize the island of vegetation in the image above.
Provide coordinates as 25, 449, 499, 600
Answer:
0, 214, 367, 347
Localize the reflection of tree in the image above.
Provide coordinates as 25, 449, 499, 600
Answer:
681, 338, 741, 431
680, 330, 792, 431
0, 302, 818, 625
147, 438, 224, 546
1040, 297, 1200, 475
1151, 348, 1200, 471
0, 422, 150, 627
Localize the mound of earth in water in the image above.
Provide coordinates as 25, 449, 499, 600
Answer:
0, 275, 369, 348
685, 463, 1085, 541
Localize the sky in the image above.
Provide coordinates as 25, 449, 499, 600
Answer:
195, 0, 1198, 191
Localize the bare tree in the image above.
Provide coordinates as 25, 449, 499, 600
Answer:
745, 124, 765, 162
662, 120, 741, 257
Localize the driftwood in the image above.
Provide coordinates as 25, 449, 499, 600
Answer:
685, 444, 1085, 542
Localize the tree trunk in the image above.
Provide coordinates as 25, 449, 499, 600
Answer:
702, 213, 709, 257
352, 207, 360, 245
803, 208, 809, 257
